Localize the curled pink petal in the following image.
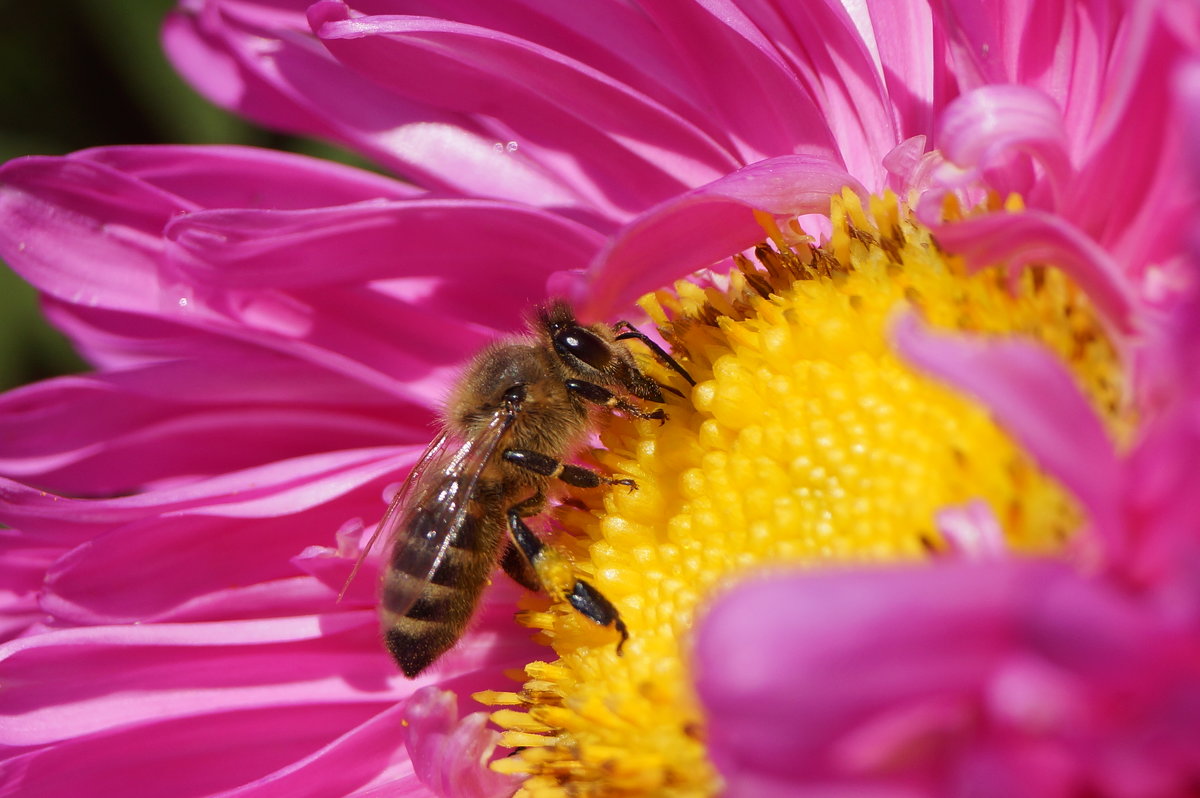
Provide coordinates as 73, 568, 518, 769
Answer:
924, 209, 1137, 333
882, 136, 929, 191
578, 155, 864, 319
404, 687, 522, 798
937, 85, 1072, 206
892, 312, 1122, 559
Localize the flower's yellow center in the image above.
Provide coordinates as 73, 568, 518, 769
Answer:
476, 190, 1126, 797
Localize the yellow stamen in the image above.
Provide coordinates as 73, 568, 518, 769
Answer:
477, 190, 1126, 797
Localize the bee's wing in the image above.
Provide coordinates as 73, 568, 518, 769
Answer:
336, 429, 451, 602
374, 408, 515, 618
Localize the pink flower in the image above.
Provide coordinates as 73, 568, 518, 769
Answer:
1, 1, 1197, 797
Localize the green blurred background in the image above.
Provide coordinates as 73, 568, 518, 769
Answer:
0, 0, 357, 390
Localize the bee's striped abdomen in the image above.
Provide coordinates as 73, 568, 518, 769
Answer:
381, 503, 502, 677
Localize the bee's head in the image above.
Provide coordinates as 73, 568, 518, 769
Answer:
535, 299, 664, 403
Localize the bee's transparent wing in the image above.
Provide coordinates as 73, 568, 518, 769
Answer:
337, 430, 451, 602
374, 408, 515, 618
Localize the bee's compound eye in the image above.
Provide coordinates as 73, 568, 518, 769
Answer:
556, 327, 613, 370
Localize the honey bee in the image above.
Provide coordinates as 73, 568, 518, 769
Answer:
365, 300, 694, 677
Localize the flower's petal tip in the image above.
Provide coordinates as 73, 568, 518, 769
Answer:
291, 515, 386, 605
307, 0, 349, 33
938, 85, 1071, 201
405, 686, 521, 798
936, 499, 1009, 560
882, 136, 928, 187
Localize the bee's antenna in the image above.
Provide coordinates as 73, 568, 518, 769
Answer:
613, 324, 695, 386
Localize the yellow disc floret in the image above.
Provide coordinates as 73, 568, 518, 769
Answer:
476, 189, 1126, 797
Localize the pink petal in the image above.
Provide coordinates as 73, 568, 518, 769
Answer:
935, 0, 1117, 142
936, 85, 1073, 207
0, 357, 426, 495
0, 447, 415, 625
742, 0, 907, 189
35, 295, 260, 372
309, 2, 736, 220
404, 687, 521, 798
0, 447, 407, 540
922, 209, 1137, 334
164, 198, 600, 296
634, 1, 841, 167
341, 0, 721, 138
576, 155, 864, 319
1, 702, 409, 798
0, 155, 186, 312
1065, 6, 1189, 280
695, 560, 1171, 791
216, 703, 421, 797
1178, 58, 1200, 175
163, 1, 589, 211
0, 528, 57, 643
1122, 400, 1200, 587
0, 613, 385, 746
865, 0, 941, 145
75, 144, 420, 208
0, 153, 529, 400
891, 312, 1122, 559
695, 563, 1052, 781
0, 582, 539, 743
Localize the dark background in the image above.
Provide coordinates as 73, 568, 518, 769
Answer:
0, 0, 358, 390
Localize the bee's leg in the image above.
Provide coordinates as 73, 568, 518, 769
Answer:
613, 321, 696, 388
501, 542, 542, 591
500, 493, 544, 592
503, 448, 638, 491
505, 495, 628, 652
564, 379, 668, 424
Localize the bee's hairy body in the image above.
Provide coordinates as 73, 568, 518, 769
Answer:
383, 344, 588, 676
377, 302, 693, 678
